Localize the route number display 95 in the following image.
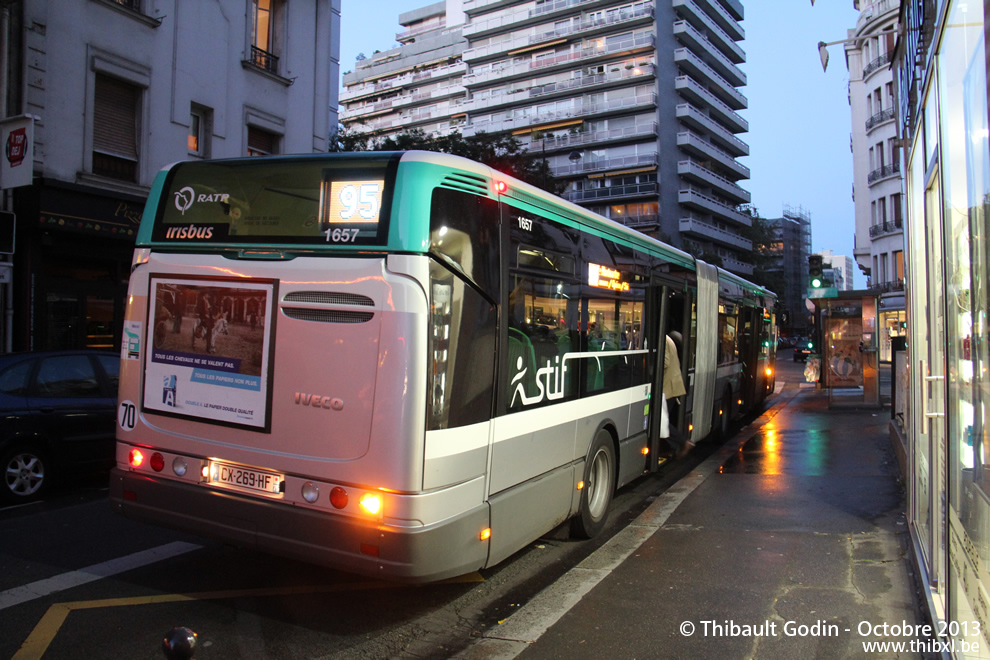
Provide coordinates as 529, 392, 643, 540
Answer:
325, 180, 383, 243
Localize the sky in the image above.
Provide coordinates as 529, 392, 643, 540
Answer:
338, 1, 865, 286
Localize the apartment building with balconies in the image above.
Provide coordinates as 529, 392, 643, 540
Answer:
846, 0, 903, 307
340, 2, 467, 137
340, 0, 754, 276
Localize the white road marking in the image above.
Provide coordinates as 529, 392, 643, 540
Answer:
0, 541, 201, 611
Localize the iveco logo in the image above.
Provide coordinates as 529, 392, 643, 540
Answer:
294, 393, 344, 411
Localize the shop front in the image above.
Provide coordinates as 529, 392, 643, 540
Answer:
10, 180, 142, 352
902, 0, 990, 653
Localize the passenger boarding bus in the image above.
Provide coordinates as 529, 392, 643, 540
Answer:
111, 151, 776, 582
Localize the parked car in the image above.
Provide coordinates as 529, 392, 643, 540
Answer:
0, 350, 119, 502
793, 337, 817, 362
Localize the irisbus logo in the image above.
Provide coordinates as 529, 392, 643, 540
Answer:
165, 224, 215, 240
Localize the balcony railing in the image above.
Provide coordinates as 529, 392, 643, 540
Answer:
396, 21, 445, 43
679, 217, 752, 250
676, 130, 751, 179
250, 46, 279, 74
867, 162, 901, 184
463, 92, 657, 136
856, 0, 899, 31
677, 159, 751, 203
618, 213, 660, 229
551, 153, 658, 178
870, 278, 905, 293
527, 122, 658, 153
673, 48, 747, 110
675, 104, 749, 157
672, 20, 746, 86
463, 65, 654, 114
674, 76, 748, 132
672, 0, 745, 61
865, 107, 895, 131
564, 181, 659, 203
527, 5, 654, 46
678, 187, 752, 226
863, 52, 892, 78
869, 219, 903, 237
464, 29, 653, 64
464, 35, 653, 85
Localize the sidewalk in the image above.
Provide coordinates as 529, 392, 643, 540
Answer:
462, 384, 930, 659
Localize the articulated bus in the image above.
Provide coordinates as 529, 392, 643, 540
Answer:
110, 151, 776, 582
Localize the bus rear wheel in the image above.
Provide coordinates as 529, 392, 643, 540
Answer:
571, 429, 615, 539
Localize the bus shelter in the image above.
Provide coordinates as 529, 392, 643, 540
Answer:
809, 291, 880, 409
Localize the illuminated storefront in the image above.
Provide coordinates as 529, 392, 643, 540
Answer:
898, 0, 990, 652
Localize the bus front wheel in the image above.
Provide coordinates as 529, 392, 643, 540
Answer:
571, 429, 615, 539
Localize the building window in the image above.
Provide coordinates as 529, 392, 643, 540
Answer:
188, 114, 201, 154
247, 126, 279, 156
250, 0, 284, 74
93, 74, 139, 182
188, 105, 213, 158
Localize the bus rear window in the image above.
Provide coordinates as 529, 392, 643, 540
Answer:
151, 155, 397, 246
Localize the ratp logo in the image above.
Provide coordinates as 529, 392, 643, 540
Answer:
173, 187, 195, 215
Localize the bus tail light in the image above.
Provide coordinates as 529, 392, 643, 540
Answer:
359, 493, 382, 515
150, 452, 165, 472
330, 487, 348, 509
129, 449, 145, 467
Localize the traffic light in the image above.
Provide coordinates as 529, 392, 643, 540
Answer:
809, 254, 824, 289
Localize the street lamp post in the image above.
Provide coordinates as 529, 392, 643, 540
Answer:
817, 27, 898, 72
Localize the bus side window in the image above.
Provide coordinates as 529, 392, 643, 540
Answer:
504, 203, 581, 412
427, 261, 497, 430
429, 188, 500, 302
506, 274, 579, 410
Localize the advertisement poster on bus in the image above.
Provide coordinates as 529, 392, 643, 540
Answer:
143, 276, 276, 431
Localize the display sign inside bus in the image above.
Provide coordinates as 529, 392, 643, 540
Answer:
150, 156, 397, 246
588, 263, 630, 292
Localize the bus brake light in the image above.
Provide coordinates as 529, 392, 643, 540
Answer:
330, 487, 348, 509
495, 181, 508, 194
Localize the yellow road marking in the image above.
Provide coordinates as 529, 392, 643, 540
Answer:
13, 572, 484, 659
